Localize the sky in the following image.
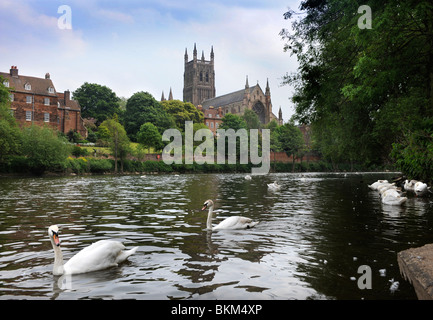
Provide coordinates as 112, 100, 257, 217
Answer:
0, 0, 303, 122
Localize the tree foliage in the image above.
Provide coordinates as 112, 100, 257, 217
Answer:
137, 122, 162, 152
281, 0, 433, 177
21, 125, 71, 174
123, 92, 174, 141
161, 100, 204, 130
0, 77, 21, 165
72, 82, 121, 125
100, 118, 130, 172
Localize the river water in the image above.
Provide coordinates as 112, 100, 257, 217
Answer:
0, 172, 432, 300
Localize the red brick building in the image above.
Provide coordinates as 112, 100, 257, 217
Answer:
1, 66, 87, 138
197, 105, 223, 135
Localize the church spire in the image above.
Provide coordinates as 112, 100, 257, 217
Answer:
193, 43, 197, 61
266, 78, 270, 96
184, 48, 188, 63
169, 87, 173, 100
201, 50, 205, 61
278, 107, 283, 125
210, 46, 214, 62
245, 75, 249, 89
161, 91, 165, 101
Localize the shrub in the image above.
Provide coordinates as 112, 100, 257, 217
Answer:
88, 158, 113, 173
21, 125, 71, 174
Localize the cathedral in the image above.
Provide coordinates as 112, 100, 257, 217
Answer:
182, 44, 283, 126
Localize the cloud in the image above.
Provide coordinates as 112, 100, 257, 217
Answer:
96, 9, 135, 24
0, 0, 87, 58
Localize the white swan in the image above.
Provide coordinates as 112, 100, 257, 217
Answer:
48, 225, 138, 275
404, 179, 417, 192
414, 181, 429, 196
245, 175, 252, 180
201, 200, 258, 230
267, 181, 281, 191
381, 189, 407, 206
368, 180, 389, 190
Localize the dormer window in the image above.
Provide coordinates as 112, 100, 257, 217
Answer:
48, 87, 54, 94
24, 83, 31, 90
3, 80, 9, 88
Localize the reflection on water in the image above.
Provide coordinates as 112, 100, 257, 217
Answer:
0, 172, 432, 299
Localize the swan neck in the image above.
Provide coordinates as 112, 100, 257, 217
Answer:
207, 206, 213, 230
51, 240, 65, 275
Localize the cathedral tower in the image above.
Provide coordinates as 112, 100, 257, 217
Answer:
183, 44, 216, 106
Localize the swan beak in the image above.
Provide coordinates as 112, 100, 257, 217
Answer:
53, 233, 60, 247
201, 203, 208, 211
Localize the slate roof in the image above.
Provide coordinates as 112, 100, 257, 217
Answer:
201, 85, 259, 109
0, 71, 57, 97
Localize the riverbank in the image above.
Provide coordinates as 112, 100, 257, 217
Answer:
0, 155, 397, 177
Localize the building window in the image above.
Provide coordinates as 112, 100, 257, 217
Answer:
26, 111, 32, 121
3, 80, 9, 88
215, 123, 219, 128
200, 72, 203, 81
206, 73, 209, 82
44, 113, 50, 122
209, 113, 212, 117
48, 87, 54, 94
44, 98, 50, 105
206, 122, 209, 127
9, 94, 14, 101
210, 122, 214, 128
26, 96, 32, 104
25, 83, 31, 90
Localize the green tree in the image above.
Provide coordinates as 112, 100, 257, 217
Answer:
73, 82, 120, 125
219, 113, 248, 162
281, 0, 433, 175
21, 125, 71, 174
137, 122, 162, 153
161, 99, 204, 131
220, 113, 247, 131
123, 92, 175, 141
242, 109, 262, 130
100, 118, 130, 173
276, 122, 304, 172
0, 77, 21, 166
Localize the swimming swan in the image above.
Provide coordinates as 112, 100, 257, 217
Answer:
201, 200, 258, 230
381, 188, 407, 206
267, 182, 281, 191
48, 225, 138, 275
414, 181, 429, 196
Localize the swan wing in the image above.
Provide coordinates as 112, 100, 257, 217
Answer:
63, 240, 132, 274
213, 216, 258, 230
382, 195, 407, 206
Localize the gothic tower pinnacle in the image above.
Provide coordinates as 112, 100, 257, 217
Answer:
183, 44, 216, 106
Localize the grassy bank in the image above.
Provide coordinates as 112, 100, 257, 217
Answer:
0, 155, 396, 176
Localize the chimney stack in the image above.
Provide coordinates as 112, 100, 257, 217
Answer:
64, 90, 70, 101
45, 73, 50, 79
10, 66, 18, 77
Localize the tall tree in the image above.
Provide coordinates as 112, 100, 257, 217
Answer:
0, 77, 21, 165
73, 82, 120, 125
161, 100, 204, 131
123, 92, 175, 141
100, 118, 130, 173
281, 0, 433, 175
242, 109, 262, 130
137, 122, 162, 153
276, 122, 304, 172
